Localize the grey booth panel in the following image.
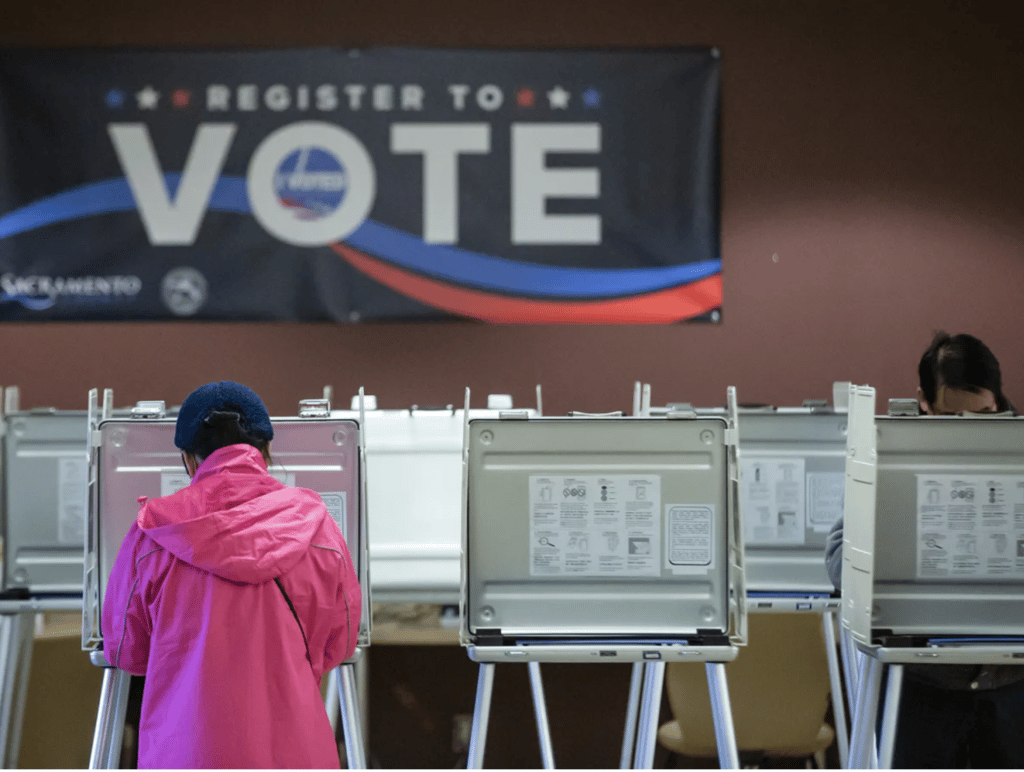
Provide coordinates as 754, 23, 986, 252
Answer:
465, 417, 731, 639
93, 418, 363, 636
870, 416, 1024, 637
738, 411, 847, 594
2, 411, 88, 594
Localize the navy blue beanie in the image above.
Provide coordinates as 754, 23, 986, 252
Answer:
175, 381, 274, 452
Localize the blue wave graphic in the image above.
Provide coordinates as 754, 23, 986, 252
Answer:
0, 175, 721, 299
0, 294, 56, 310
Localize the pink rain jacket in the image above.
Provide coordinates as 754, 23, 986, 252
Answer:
103, 444, 361, 769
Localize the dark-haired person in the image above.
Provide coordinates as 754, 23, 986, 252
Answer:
103, 381, 361, 769
826, 332, 1024, 768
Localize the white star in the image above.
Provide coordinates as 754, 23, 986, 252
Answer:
136, 86, 160, 110
547, 86, 570, 109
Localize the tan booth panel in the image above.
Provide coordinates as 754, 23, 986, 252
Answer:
18, 614, 104, 769
658, 613, 835, 763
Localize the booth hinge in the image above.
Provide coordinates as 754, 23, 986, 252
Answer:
887, 398, 919, 417
498, 410, 531, 420
724, 428, 739, 446
473, 628, 505, 646
131, 400, 167, 419
299, 398, 331, 418
802, 398, 832, 413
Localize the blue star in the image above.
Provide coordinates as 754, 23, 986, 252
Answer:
582, 88, 601, 108
105, 89, 125, 109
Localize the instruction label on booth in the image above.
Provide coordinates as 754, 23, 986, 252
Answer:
740, 457, 806, 544
318, 492, 348, 541
666, 505, 715, 573
57, 457, 88, 545
529, 474, 660, 576
917, 474, 1024, 579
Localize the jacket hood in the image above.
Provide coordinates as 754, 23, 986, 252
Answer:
136, 444, 328, 583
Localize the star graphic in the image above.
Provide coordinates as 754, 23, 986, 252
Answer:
136, 86, 160, 110
582, 87, 601, 108
104, 89, 125, 109
547, 86, 570, 109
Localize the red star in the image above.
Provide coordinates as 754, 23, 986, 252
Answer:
171, 89, 191, 108
517, 88, 535, 107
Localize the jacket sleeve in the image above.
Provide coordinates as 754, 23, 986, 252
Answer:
102, 522, 159, 675
824, 517, 844, 591
322, 539, 362, 672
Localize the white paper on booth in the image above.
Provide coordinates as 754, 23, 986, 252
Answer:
916, 474, 1024, 579
57, 457, 88, 545
807, 472, 845, 533
740, 457, 806, 545
529, 474, 660, 577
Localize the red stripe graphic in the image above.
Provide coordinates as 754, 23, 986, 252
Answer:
331, 243, 722, 323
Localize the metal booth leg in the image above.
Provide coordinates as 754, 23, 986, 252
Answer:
0, 610, 35, 769
325, 666, 340, 733
822, 612, 850, 768
89, 668, 132, 769
337, 663, 367, 769
848, 655, 883, 769
467, 662, 496, 769
877, 664, 903, 769
528, 662, 556, 769
619, 662, 644, 769
706, 662, 740, 770
632, 661, 666, 770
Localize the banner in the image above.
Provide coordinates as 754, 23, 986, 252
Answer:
0, 48, 721, 323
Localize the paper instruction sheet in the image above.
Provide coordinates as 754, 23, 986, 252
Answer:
529, 474, 660, 576
806, 472, 845, 533
917, 474, 1024, 579
57, 457, 88, 545
665, 504, 716, 574
318, 492, 348, 540
740, 457, 806, 544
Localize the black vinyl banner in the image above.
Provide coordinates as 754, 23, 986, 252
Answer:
0, 48, 720, 323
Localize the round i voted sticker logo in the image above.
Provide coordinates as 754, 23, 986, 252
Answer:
273, 147, 348, 220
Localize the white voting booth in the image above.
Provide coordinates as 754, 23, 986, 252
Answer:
646, 383, 852, 766
842, 384, 1024, 768
0, 386, 90, 768
460, 388, 747, 769
81, 390, 371, 769
328, 389, 536, 604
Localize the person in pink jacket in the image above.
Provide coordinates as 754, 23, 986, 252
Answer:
102, 381, 362, 769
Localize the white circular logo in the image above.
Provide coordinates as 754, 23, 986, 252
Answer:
247, 122, 376, 247
161, 267, 207, 316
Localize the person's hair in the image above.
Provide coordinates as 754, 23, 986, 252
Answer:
188, 408, 272, 465
918, 332, 1009, 412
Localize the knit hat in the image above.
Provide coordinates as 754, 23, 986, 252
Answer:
175, 381, 274, 452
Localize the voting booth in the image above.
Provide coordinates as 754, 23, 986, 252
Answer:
842, 384, 1024, 768
330, 390, 535, 605
460, 388, 746, 769
82, 389, 370, 769
0, 386, 91, 767
646, 383, 851, 766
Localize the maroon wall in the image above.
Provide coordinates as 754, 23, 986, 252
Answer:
1, 0, 1021, 416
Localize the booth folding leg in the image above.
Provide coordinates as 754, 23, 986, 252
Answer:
822, 612, 850, 768
876, 664, 903, 769
632, 661, 665, 769
88, 667, 131, 770
467, 662, 496, 769
619, 663, 644, 769
0, 610, 35, 768
527, 662, 556, 769
336, 663, 367, 769
848, 655, 883, 769
467, 661, 556, 769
